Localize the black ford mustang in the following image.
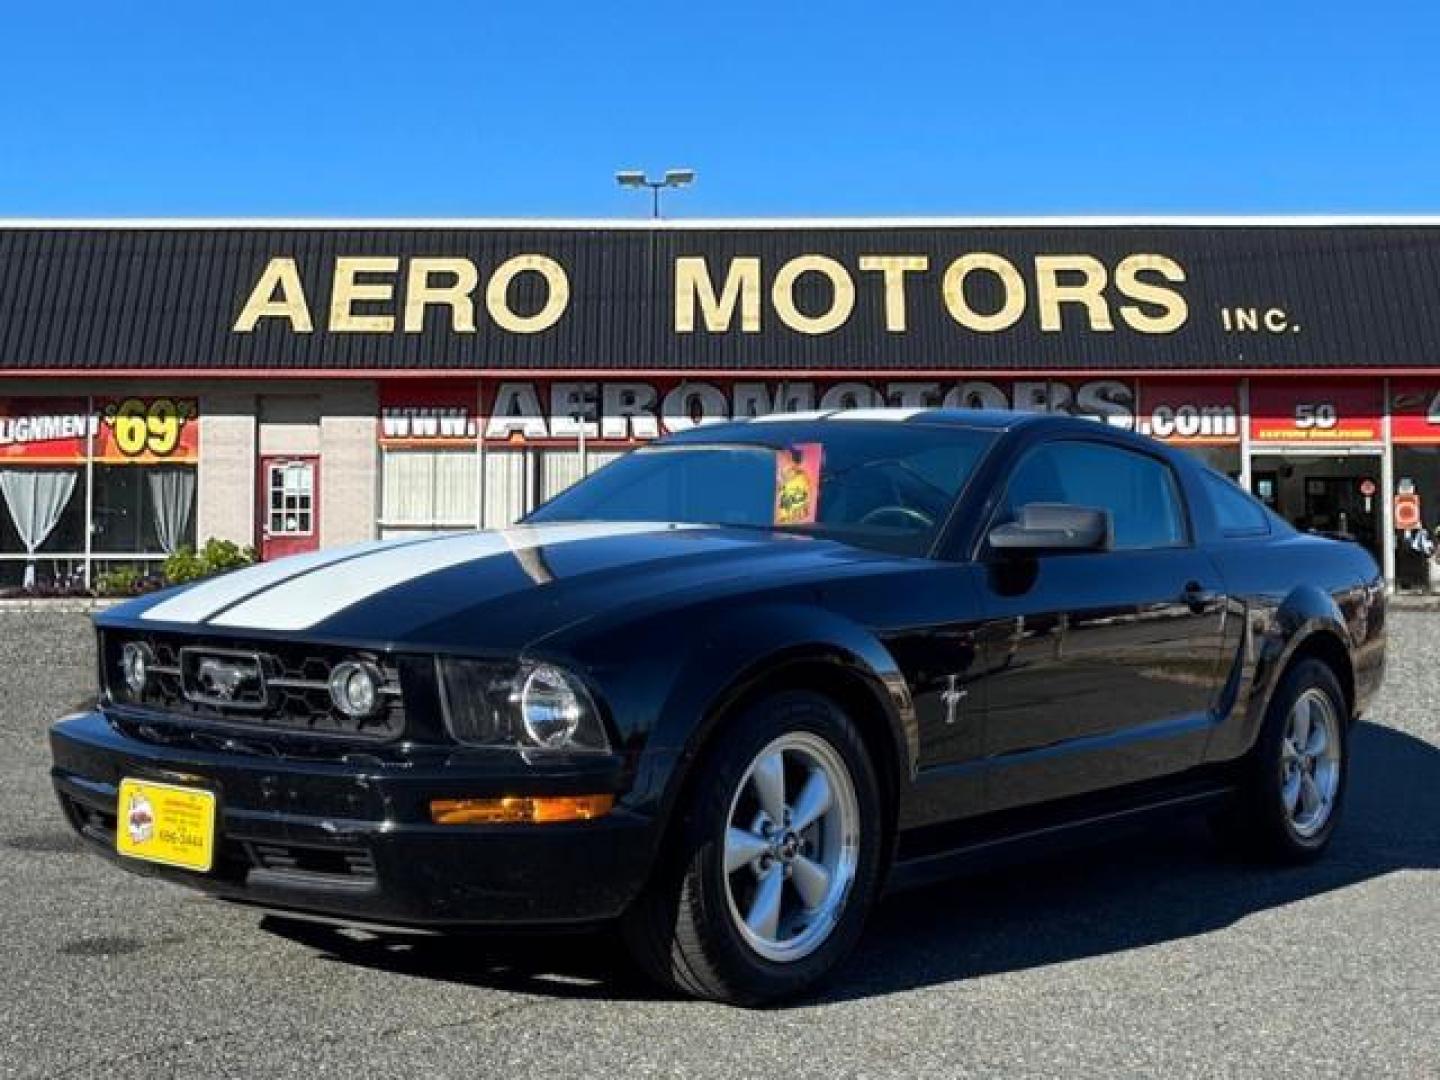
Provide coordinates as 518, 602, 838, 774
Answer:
50, 409, 1386, 1004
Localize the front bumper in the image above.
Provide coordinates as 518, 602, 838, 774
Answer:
50, 709, 657, 928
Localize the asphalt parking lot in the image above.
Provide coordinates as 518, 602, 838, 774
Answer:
1, 611, 1436, 1079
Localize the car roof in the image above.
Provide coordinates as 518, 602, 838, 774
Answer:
670, 407, 1103, 438
740, 407, 1034, 430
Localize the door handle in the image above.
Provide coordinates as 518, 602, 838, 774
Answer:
1183, 581, 1220, 613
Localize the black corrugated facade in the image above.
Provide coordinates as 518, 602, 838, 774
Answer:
3, 222, 1440, 374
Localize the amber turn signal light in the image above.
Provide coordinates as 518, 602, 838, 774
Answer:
429, 794, 615, 825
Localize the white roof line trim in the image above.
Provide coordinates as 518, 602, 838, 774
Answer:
6, 215, 1440, 230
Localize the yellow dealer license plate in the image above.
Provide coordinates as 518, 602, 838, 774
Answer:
115, 778, 216, 873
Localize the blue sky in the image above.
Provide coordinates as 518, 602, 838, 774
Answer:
0, 1, 1436, 217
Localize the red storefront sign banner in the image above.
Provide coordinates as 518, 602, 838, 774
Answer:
0, 397, 199, 464
1249, 381, 1382, 444
1134, 380, 1240, 444
380, 377, 1147, 448
0, 398, 94, 462
1390, 380, 1440, 444
379, 381, 479, 448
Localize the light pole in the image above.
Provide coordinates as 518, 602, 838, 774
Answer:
615, 168, 696, 218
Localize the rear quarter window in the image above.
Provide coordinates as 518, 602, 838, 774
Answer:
1202, 471, 1271, 537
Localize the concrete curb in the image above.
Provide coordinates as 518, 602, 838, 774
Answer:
0, 598, 123, 613
1390, 595, 1440, 611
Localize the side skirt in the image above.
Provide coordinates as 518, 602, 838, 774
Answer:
885, 785, 1235, 894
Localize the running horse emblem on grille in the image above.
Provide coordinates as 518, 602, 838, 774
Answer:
195, 656, 261, 702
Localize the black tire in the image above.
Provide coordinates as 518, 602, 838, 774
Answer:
622, 690, 885, 1006
1214, 658, 1349, 863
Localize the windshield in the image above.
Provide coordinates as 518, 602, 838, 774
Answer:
527, 423, 996, 555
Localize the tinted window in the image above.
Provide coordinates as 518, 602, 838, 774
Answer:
1202, 471, 1271, 536
1000, 440, 1187, 550
528, 423, 995, 555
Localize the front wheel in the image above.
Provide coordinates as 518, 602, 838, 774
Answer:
623, 691, 884, 1005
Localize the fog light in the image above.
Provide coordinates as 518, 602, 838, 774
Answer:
329, 660, 383, 718
120, 642, 153, 695
429, 794, 615, 825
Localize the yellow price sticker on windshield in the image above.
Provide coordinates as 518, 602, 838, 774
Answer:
775, 443, 823, 525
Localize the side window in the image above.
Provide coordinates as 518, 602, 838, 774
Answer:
1001, 441, 1188, 550
1202, 471, 1271, 536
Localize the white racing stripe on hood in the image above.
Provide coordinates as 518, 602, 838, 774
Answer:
207, 521, 689, 632
140, 537, 413, 624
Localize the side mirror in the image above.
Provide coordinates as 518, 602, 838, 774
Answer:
988, 502, 1113, 556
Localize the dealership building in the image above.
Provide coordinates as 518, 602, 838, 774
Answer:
4, 216, 1440, 592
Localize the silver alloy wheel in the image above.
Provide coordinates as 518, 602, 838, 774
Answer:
722, 732, 861, 963
1281, 687, 1342, 838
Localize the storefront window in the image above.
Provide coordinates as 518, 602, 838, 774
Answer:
0, 467, 86, 587
380, 450, 478, 533
92, 464, 197, 554
1394, 446, 1440, 592
0, 396, 199, 591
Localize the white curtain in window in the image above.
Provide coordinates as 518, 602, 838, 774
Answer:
382, 451, 434, 524
539, 450, 585, 502
433, 452, 478, 522
484, 449, 528, 528
0, 469, 78, 587
147, 468, 197, 554
382, 450, 479, 527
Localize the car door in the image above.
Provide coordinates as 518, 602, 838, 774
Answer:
975, 437, 1228, 812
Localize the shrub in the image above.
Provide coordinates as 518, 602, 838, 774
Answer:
92, 565, 166, 597
162, 538, 258, 586
199, 537, 256, 574
95, 565, 142, 596
162, 547, 207, 585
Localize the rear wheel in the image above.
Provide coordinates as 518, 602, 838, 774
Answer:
1215, 658, 1349, 862
623, 691, 884, 1005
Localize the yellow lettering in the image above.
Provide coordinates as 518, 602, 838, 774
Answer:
674, 256, 761, 333
1115, 254, 1188, 333
233, 257, 313, 332
486, 255, 569, 334
772, 255, 855, 335
1035, 255, 1112, 332
858, 255, 928, 332
330, 256, 399, 333
403, 257, 479, 333
942, 254, 1026, 332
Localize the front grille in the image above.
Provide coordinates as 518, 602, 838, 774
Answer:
103, 631, 406, 741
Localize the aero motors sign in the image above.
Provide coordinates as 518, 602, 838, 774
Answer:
1249, 381, 1382, 444
1135, 381, 1239, 444
379, 378, 1241, 448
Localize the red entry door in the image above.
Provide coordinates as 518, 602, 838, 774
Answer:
258, 456, 320, 561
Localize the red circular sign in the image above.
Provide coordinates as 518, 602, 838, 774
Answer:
1396, 492, 1422, 531
1360, 478, 1377, 497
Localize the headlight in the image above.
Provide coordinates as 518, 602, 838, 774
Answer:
120, 641, 153, 695
436, 658, 609, 752
517, 664, 587, 747
329, 660, 383, 719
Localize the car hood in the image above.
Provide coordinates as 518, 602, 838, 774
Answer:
115, 522, 907, 651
